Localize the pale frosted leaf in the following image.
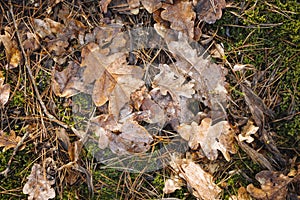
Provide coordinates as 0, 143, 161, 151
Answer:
23, 164, 55, 200
178, 118, 236, 161
153, 64, 195, 101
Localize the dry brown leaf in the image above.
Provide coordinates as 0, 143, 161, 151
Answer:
140, 0, 162, 13
178, 118, 236, 161
229, 186, 251, 200
163, 177, 183, 194
110, 120, 153, 155
23, 163, 55, 200
0, 27, 21, 69
100, 0, 112, 13
81, 43, 144, 118
0, 73, 10, 106
247, 171, 291, 200
52, 61, 86, 98
194, 0, 226, 24
0, 130, 23, 152
161, 0, 196, 38
153, 64, 195, 102
33, 18, 64, 38
238, 120, 259, 143
169, 157, 222, 199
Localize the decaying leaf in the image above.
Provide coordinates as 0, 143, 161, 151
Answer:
52, 61, 86, 98
161, 0, 196, 39
0, 130, 23, 152
33, 18, 64, 38
168, 157, 222, 200
152, 64, 195, 102
23, 163, 56, 200
0, 27, 21, 69
247, 170, 292, 200
178, 118, 236, 161
194, 0, 226, 24
238, 120, 259, 143
0, 73, 10, 106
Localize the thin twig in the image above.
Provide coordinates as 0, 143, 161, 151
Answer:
8, 1, 69, 130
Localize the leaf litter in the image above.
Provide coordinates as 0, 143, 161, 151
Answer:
0, 0, 297, 199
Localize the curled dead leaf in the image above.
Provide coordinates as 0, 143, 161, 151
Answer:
246, 170, 292, 200
169, 157, 222, 200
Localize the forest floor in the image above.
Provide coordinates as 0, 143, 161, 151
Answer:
0, 0, 299, 199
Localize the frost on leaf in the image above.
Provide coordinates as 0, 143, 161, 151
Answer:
0, 73, 10, 106
178, 118, 236, 161
23, 163, 55, 200
0, 27, 21, 69
169, 157, 222, 200
152, 64, 195, 102
161, 0, 196, 39
246, 170, 292, 200
81, 43, 145, 118
0, 130, 24, 152
167, 35, 228, 121
194, 0, 226, 24
91, 115, 153, 155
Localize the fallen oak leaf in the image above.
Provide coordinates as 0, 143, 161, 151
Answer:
81, 43, 145, 118
161, 0, 196, 39
169, 157, 222, 200
178, 118, 236, 161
